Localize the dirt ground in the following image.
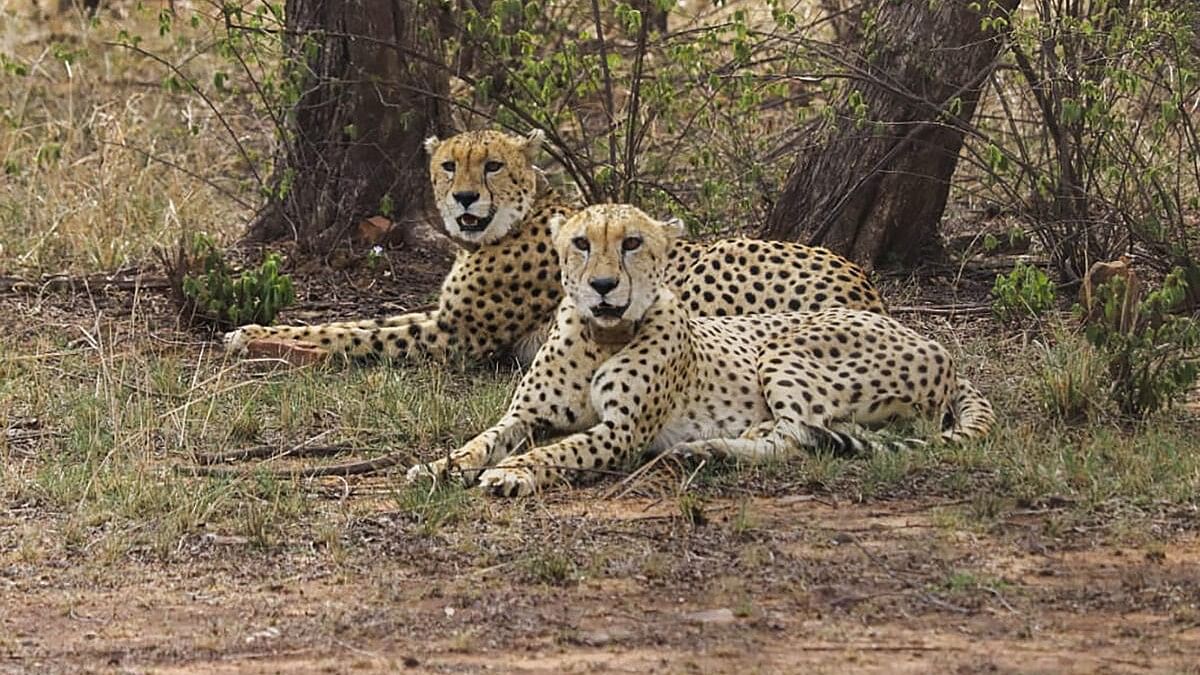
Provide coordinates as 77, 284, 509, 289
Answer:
3, 254, 1200, 674
5, 492, 1200, 674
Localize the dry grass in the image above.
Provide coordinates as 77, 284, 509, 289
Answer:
0, 2, 267, 273
0, 0, 1198, 578
3, 5, 1200, 672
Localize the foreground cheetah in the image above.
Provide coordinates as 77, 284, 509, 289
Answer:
407, 205, 995, 497
224, 130, 885, 364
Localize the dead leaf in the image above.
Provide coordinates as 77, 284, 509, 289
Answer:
358, 216, 396, 246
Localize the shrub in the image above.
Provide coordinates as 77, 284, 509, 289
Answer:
1082, 268, 1200, 417
178, 234, 294, 329
991, 263, 1056, 323
972, 1, 1200, 281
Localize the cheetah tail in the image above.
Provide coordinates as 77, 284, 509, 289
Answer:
941, 378, 996, 443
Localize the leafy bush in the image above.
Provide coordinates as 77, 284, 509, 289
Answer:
991, 263, 1056, 323
1082, 268, 1200, 417
179, 234, 294, 329
412, 1, 807, 230
969, 1, 1200, 281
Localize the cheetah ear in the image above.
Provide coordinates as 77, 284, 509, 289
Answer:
660, 217, 686, 239
521, 129, 546, 160
423, 135, 442, 156
548, 212, 568, 240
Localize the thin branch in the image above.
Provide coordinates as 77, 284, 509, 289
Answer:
590, 0, 619, 201
622, 7, 651, 203
98, 140, 255, 209
104, 39, 264, 189
179, 451, 412, 478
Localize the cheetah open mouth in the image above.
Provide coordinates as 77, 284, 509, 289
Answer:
457, 212, 494, 233
591, 303, 628, 319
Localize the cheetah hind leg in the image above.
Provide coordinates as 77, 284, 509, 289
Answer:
671, 420, 922, 463
664, 421, 776, 461
669, 421, 824, 462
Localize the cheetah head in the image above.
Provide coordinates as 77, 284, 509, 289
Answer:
425, 129, 544, 247
550, 204, 684, 331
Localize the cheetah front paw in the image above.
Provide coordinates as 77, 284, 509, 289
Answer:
223, 324, 269, 354
405, 446, 491, 486
404, 457, 447, 485
478, 466, 537, 498
669, 439, 724, 461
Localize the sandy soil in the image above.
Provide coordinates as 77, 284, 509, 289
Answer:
4, 492, 1199, 674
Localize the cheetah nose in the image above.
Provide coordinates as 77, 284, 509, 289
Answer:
453, 191, 480, 208
589, 277, 619, 295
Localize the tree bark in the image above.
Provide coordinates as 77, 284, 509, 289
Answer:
246, 0, 451, 254
634, 0, 668, 34
763, 0, 1018, 269
818, 0, 863, 47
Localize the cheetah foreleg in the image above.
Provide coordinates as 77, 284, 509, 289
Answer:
224, 310, 439, 354
406, 415, 533, 486
479, 423, 633, 498
316, 311, 436, 330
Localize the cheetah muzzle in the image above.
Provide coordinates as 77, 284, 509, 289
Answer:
590, 302, 628, 320
457, 211, 494, 232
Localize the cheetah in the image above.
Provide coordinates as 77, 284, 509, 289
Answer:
406, 204, 995, 497
224, 130, 885, 364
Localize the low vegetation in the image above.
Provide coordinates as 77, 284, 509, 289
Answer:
1, 2, 1198, 670
174, 233, 295, 329
0, 0, 1196, 562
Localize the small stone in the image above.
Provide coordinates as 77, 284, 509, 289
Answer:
578, 630, 611, 646
204, 534, 249, 546
683, 608, 736, 625
244, 339, 329, 366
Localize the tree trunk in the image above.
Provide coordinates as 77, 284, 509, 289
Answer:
818, 0, 863, 47
246, 0, 451, 254
763, 0, 1018, 269
634, 0, 668, 34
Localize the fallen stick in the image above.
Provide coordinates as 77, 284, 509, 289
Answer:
192, 443, 357, 465
177, 451, 412, 478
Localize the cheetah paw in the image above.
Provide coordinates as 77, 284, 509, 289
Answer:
406, 455, 489, 487
223, 324, 268, 354
405, 458, 448, 485
478, 466, 537, 498
669, 439, 723, 461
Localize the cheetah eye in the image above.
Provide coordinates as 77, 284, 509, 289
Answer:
571, 236, 590, 252
622, 236, 643, 252
441, 161, 455, 172
484, 160, 504, 173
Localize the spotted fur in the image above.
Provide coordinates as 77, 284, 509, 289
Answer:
406, 205, 995, 497
224, 131, 885, 364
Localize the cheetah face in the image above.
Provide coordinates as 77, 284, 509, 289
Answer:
425, 130, 543, 248
551, 204, 679, 330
